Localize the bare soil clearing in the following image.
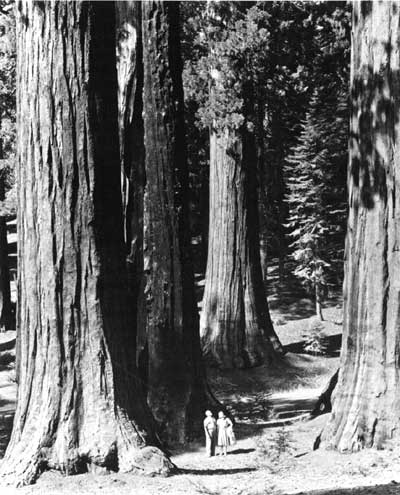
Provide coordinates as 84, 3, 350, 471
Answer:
1, 304, 399, 494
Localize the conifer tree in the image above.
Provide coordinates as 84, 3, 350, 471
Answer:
285, 88, 348, 319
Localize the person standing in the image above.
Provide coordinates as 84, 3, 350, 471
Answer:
217, 411, 233, 456
203, 410, 217, 457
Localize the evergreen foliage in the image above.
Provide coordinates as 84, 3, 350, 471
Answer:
0, 0, 15, 216
182, 1, 350, 295
284, 3, 350, 309
285, 89, 348, 308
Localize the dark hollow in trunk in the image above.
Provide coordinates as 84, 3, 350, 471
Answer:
115, 1, 147, 378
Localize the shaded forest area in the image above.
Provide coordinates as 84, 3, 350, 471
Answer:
0, 1, 400, 495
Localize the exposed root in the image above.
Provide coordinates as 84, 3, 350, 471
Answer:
120, 445, 176, 476
310, 369, 339, 418
0, 450, 45, 487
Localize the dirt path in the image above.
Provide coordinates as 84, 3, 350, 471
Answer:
1, 412, 399, 495
0, 331, 16, 418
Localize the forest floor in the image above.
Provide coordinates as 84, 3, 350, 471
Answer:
1, 265, 400, 494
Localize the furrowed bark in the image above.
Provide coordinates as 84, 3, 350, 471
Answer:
115, 1, 147, 380
199, 14, 283, 368
142, 1, 216, 445
0, 2, 173, 486
200, 125, 283, 369
321, 0, 400, 451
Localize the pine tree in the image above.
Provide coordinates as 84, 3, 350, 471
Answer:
285, 87, 348, 319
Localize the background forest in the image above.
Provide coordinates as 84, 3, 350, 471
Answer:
182, 1, 349, 295
0, 2, 351, 333
183, 1, 350, 319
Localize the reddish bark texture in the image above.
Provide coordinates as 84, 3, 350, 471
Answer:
1, 2, 172, 486
321, 0, 400, 451
141, 1, 214, 444
200, 125, 282, 369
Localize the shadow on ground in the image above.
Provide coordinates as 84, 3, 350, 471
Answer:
179, 467, 256, 476
227, 394, 317, 429
235, 409, 315, 441
285, 334, 342, 357
0, 339, 15, 353
284, 482, 400, 495
0, 413, 13, 458
267, 259, 343, 323
0, 396, 13, 410
228, 447, 255, 455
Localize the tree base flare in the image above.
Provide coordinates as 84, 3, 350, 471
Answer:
0, 445, 175, 487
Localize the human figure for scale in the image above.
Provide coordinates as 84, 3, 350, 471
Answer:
203, 410, 217, 457
217, 411, 233, 456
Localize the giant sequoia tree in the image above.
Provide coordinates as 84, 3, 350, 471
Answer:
321, 0, 400, 451
200, 3, 283, 369
141, 1, 214, 444
0, 2, 173, 485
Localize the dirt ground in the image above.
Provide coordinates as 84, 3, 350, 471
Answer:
1, 300, 400, 495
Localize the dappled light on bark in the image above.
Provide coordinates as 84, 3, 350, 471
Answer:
321, 0, 400, 452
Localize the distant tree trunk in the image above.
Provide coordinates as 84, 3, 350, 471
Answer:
201, 127, 283, 369
200, 165, 209, 268
199, 3, 282, 370
0, 154, 12, 331
255, 94, 269, 285
200, 83, 283, 368
142, 1, 215, 445
115, 1, 147, 381
266, 113, 287, 285
0, 2, 173, 486
0, 213, 12, 332
320, 1, 400, 451
315, 283, 324, 321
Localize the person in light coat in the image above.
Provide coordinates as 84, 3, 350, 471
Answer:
203, 410, 217, 457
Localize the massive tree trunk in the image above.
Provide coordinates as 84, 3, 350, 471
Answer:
200, 69, 283, 369
115, 1, 147, 379
141, 1, 215, 445
0, 2, 173, 486
320, 0, 400, 451
200, 127, 283, 369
